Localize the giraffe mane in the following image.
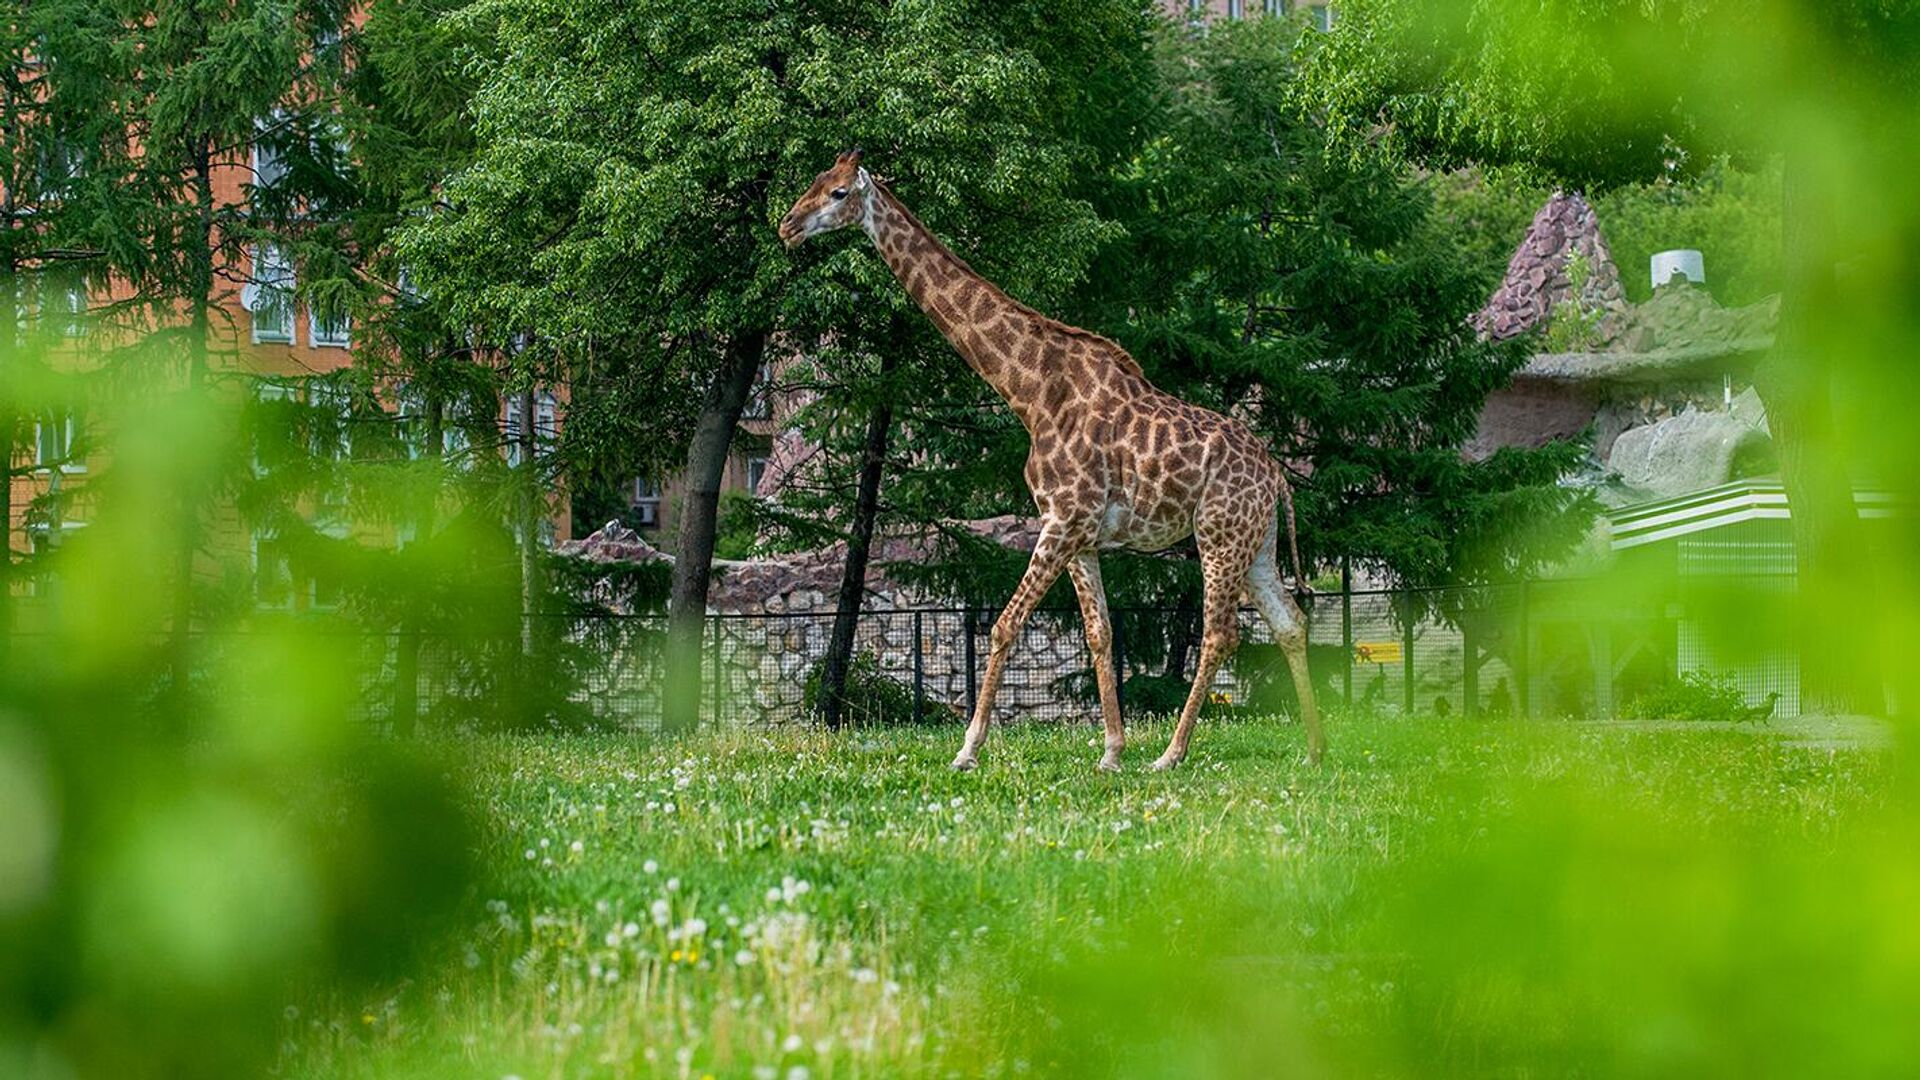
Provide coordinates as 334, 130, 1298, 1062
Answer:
870, 176, 1147, 381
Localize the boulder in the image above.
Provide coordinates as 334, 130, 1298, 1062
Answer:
1606, 408, 1774, 499
1730, 385, 1770, 433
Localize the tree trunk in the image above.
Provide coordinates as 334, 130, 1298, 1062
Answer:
661, 331, 766, 733
1754, 153, 1881, 714
817, 360, 896, 729
391, 392, 444, 737
169, 136, 215, 699
517, 383, 540, 657
1, 254, 16, 664
1164, 591, 1199, 679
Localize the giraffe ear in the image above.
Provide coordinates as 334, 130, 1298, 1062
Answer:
839, 148, 863, 167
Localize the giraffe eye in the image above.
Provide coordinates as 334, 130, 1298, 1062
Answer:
830, 188, 848, 201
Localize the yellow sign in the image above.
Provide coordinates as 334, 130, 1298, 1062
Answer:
1355, 641, 1403, 664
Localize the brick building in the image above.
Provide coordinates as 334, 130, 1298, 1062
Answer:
6, 34, 568, 613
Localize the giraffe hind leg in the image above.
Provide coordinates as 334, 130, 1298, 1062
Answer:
1249, 523, 1325, 765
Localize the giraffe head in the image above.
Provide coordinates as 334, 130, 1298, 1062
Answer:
778, 149, 871, 249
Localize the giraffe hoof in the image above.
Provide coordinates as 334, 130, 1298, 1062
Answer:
1150, 755, 1183, 772
950, 755, 978, 772
1096, 755, 1122, 774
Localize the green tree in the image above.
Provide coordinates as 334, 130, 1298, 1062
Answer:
44, 0, 354, 693
1083, 18, 1592, 591
1303, 0, 1920, 713
401, 0, 1150, 732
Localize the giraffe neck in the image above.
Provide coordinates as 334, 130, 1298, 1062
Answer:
859, 177, 1054, 422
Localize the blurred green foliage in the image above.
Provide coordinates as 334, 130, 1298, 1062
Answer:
0, 345, 476, 1079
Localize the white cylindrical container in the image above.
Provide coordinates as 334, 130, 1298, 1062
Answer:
1650, 249, 1705, 289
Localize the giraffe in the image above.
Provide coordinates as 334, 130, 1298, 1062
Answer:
779, 150, 1324, 771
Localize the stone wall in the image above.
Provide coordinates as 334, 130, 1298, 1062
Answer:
561, 516, 1107, 724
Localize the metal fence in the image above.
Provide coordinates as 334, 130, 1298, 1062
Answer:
349, 573, 1813, 732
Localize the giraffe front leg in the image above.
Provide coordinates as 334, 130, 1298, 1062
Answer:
953, 529, 1077, 771
1069, 553, 1125, 772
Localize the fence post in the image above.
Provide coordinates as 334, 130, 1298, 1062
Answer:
1402, 596, 1416, 716
912, 610, 925, 724
1341, 558, 1353, 707
1517, 580, 1532, 720
1463, 624, 1479, 720
708, 615, 722, 728
964, 607, 978, 720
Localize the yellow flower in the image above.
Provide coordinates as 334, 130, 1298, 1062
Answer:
360, 1014, 376, 1025
671, 949, 684, 962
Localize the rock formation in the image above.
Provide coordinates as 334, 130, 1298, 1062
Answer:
1471, 192, 1630, 345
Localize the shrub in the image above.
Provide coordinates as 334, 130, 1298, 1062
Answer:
802, 651, 925, 726
1623, 670, 1761, 723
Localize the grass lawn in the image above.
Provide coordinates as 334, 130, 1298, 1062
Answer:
285, 714, 1910, 1079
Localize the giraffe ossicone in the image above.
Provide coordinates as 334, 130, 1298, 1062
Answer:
780, 152, 1324, 770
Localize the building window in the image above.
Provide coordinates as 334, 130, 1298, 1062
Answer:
245, 243, 296, 343
34, 136, 76, 202
503, 391, 557, 468
252, 378, 302, 474
1264, 0, 1284, 15
309, 307, 351, 348
34, 409, 81, 473
1228, 0, 1244, 17
631, 476, 662, 527
443, 397, 474, 465
24, 523, 84, 598
314, 24, 344, 59
56, 277, 85, 336
746, 455, 770, 495
743, 360, 775, 420
252, 115, 288, 191
309, 380, 354, 461
1307, 3, 1333, 30
253, 532, 295, 610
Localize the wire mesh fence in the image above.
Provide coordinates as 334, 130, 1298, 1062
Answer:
335, 573, 1815, 732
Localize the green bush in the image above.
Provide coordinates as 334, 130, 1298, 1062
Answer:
802, 651, 926, 726
1623, 669, 1770, 723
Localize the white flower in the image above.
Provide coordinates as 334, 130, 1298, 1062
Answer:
735, 949, 756, 966
569, 840, 584, 854
642, 859, 659, 875
523, 849, 536, 861
782, 1034, 804, 1053
753, 1068, 777, 1080
622, 921, 640, 938
666, 877, 681, 892
651, 899, 672, 926
852, 967, 878, 984
684, 917, 708, 937
787, 1067, 811, 1080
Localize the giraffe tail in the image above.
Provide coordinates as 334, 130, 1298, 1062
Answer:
1279, 476, 1310, 598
